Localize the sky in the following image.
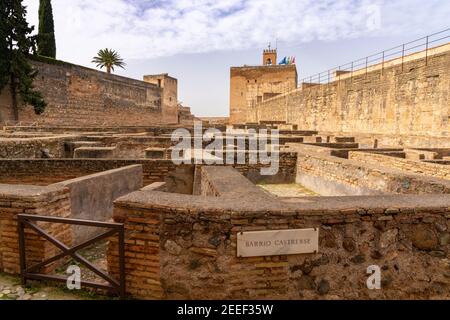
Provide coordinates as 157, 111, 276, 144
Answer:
23, 0, 450, 117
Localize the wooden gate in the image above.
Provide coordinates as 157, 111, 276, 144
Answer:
17, 214, 126, 299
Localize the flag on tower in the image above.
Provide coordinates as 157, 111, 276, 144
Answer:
278, 56, 296, 65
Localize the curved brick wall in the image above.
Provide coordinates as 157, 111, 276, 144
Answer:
108, 167, 450, 299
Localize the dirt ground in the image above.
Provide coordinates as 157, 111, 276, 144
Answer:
0, 273, 104, 300
0, 241, 114, 301
258, 183, 319, 197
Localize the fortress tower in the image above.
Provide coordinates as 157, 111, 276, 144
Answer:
143, 73, 179, 124
230, 47, 298, 124
143, 73, 178, 110
263, 48, 277, 65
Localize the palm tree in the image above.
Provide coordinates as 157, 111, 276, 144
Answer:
91, 48, 126, 74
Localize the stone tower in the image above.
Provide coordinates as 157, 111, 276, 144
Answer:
143, 73, 179, 124
263, 48, 277, 66
230, 48, 297, 124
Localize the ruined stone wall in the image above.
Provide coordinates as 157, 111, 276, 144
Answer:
51, 165, 143, 243
178, 106, 197, 125
108, 188, 450, 300
0, 135, 79, 159
255, 44, 450, 143
0, 153, 297, 186
348, 151, 450, 180
0, 159, 180, 186
1, 125, 185, 135
296, 151, 450, 196
336, 132, 450, 149
199, 167, 220, 197
0, 58, 174, 126
199, 166, 277, 199
0, 185, 72, 274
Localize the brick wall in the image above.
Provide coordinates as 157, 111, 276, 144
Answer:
255, 44, 450, 142
107, 204, 163, 299
0, 185, 72, 274
0, 153, 297, 186
0, 159, 179, 186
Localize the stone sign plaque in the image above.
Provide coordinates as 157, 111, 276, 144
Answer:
237, 228, 319, 258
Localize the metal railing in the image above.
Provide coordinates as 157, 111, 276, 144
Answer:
17, 214, 126, 299
299, 28, 450, 86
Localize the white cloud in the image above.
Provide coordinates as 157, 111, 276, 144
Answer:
23, 0, 450, 66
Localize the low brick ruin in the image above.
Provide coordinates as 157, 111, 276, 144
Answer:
0, 122, 449, 300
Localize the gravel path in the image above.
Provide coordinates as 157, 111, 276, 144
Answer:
0, 273, 102, 300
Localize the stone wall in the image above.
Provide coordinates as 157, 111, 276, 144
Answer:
0, 184, 72, 274
349, 151, 450, 180
0, 153, 297, 186
51, 165, 143, 243
337, 132, 450, 149
0, 135, 79, 159
143, 74, 179, 124
295, 148, 450, 196
198, 166, 275, 199
108, 167, 450, 299
0, 159, 179, 186
199, 117, 230, 126
230, 65, 298, 124
255, 44, 450, 144
0, 57, 179, 126
1, 125, 186, 135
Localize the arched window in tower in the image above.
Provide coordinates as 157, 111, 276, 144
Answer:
266, 58, 272, 65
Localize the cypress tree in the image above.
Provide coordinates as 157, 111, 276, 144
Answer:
38, 0, 56, 58
0, 0, 47, 120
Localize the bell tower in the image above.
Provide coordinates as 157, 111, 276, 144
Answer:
263, 44, 277, 66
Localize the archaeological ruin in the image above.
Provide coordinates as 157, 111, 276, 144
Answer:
0, 33, 450, 301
